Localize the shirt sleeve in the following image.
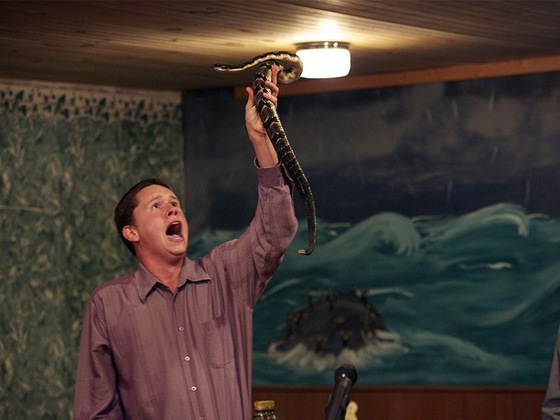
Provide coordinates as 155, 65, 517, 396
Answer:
214, 164, 298, 306
73, 297, 124, 420
543, 327, 560, 419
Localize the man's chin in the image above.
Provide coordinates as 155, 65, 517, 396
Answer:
170, 244, 188, 256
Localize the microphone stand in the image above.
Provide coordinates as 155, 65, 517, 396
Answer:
324, 365, 358, 420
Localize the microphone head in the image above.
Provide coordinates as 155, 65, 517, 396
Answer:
334, 364, 358, 385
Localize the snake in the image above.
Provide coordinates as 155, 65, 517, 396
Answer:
212, 52, 316, 255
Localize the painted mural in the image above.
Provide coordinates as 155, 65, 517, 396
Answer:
185, 71, 560, 386
3, 69, 560, 418
0, 80, 183, 418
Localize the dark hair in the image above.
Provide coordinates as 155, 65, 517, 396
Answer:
114, 178, 173, 256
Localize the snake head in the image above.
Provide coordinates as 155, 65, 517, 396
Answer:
277, 64, 303, 84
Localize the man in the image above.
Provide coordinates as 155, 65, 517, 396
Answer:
73, 66, 298, 419
544, 327, 560, 419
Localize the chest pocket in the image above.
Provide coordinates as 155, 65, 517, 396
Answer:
202, 313, 234, 368
188, 279, 234, 369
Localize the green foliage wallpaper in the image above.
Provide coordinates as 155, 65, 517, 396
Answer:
0, 80, 183, 418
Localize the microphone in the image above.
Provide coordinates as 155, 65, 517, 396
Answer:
324, 365, 358, 420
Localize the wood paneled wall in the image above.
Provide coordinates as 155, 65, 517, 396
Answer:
253, 386, 546, 420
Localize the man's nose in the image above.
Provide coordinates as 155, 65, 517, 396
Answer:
167, 206, 178, 216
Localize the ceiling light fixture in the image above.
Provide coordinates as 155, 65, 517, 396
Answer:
296, 42, 351, 79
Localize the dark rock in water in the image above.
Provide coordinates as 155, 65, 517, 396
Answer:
270, 289, 392, 356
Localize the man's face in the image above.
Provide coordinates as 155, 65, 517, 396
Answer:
124, 184, 189, 262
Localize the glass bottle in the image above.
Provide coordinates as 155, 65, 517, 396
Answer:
252, 400, 278, 420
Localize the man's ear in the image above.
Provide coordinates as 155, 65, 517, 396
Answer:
122, 225, 139, 243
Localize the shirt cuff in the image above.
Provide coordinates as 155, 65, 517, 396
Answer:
254, 157, 295, 189
256, 164, 287, 187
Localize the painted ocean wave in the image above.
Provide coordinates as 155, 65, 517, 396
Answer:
188, 203, 560, 385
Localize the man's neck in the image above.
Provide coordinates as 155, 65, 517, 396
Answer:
140, 255, 184, 294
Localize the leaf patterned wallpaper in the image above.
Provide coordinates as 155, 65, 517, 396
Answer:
0, 80, 183, 418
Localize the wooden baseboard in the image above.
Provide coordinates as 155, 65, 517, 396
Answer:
253, 385, 547, 420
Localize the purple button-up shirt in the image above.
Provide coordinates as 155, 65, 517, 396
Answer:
73, 166, 298, 420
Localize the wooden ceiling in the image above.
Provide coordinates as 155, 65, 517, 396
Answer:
1, 1, 560, 93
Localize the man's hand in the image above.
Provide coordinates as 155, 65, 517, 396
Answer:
244, 65, 280, 167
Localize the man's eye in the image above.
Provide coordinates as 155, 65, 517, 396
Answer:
152, 203, 160, 209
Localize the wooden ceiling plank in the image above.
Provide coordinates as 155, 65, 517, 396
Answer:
2, 1, 560, 91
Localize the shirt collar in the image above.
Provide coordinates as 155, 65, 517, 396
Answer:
134, 256, 211, 302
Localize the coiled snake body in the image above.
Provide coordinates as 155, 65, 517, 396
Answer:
213, 52, 316, 255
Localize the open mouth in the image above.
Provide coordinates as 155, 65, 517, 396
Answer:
165, 221, 183, 239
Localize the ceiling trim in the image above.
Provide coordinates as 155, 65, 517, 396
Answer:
234, 54, 560, 99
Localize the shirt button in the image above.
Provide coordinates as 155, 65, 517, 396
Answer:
191, 386, 197, 392
178, 326, 184, 331
184, 356, 190, 361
